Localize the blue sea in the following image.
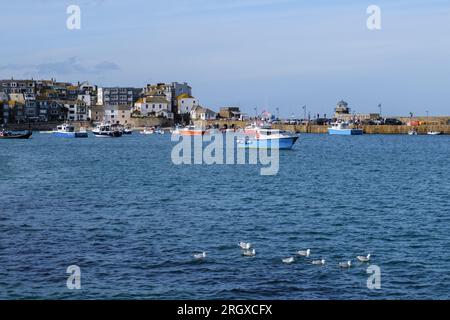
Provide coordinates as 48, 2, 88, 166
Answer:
1, 132, 450, 299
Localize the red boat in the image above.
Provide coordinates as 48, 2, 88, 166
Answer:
179, 126, 206, 136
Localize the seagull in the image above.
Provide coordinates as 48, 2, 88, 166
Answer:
297, 249, 311, 257
239, 242, 252, 250
312, 259, 326, 265
357, 254, 371, 262
242, 249, 256, 257
339, 261, 352, 268
193, 252, 206, 260
282, 257, 295, 264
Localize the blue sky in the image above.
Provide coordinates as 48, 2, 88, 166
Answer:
0, 0, 449, 116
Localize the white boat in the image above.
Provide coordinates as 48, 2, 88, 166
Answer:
427, 131, 442, 135
155, 128, 165, 135
53, 123, 88, 138
92, 123, 123, 138
238, 127, 299, 150
408, 129, 418, 136
328, 122, 363, 135
140, 127, 155, 135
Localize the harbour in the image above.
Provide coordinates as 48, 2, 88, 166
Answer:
1, 132, 450, 299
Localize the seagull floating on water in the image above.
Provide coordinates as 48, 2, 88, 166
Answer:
242, 249, 256, 257
357, 254, 371, 262
193, 252, 206, 260
239, 242, 252, 250
282, 257, 295, 264
312, 259, 326, 265
297, 249, 311, 257
339, 261, 352, 268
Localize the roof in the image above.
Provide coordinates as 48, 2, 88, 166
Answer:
177, 93, 194, 100
144, 96, 170, 104
192, 106, 216, 114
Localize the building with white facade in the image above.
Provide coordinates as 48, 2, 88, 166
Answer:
177, 93, 199, 114
65, 100, 88, 121
190, 106, 217, 120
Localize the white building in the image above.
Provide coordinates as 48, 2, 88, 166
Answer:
78, 94, 93, 106
177, 93, 199, 114
65, 100, 88, 121
191, 106, 217, 120
143, 82, 192, 112
134, 96, 171, 116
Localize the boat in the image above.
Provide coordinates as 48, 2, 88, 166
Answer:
408, 129, 418, 136
237, 127, 299, 150
0, 130, 32, 139
122, 127, 133, 135
328, 122, 363, 135
53, 123, 88, 138
140, 127, 155, 135
427, 131, 442, 135
92, 123, 123, 138
171, 125, 182, 135
179, 125, 206, 136
154, 127, 165, 135
243, 122, 269, 135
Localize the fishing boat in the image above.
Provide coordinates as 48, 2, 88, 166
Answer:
328, 122, 363, 135
243, 122, 268, 135
179, 125, 206, 136
237, 128, 299, 150
92, 123, 123, 138
53, 123, 88, 138
0, 130, 32, 139
427, 131, 442, 135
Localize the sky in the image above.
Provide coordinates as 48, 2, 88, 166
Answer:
0, 0, 449, 117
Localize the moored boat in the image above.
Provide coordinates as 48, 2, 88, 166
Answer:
122, 127, 133, 135
92, 123, 123, 137
0, 130, 33, 139
53, 123, 88, 138
140, 127, 155, 135
427, 131, 442, 135
179, 125, 206, 136
238, 127, 299, 150
328, 122, 363, 135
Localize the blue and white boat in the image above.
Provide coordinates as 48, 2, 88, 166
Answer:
237, 127, 299, 150
53, 123, 88, 138
328, 122, 363, 135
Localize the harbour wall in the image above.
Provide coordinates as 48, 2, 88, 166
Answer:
2, 118, 172, 131
202, 120, 450, 135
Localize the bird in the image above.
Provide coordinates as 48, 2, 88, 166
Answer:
193, 252, 206, 260
239, 242, 252, 250
339, 261, 352, 268
297, 249, 311, 257
282, 257, 295, 264
242, 249, 256, 257
312, 259, 326, 265
357, 254, 371, 262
